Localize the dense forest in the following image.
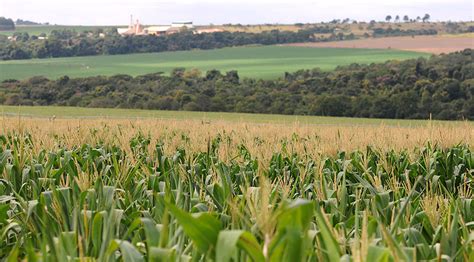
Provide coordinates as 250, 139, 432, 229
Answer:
0, 28, 356, 60
1, 49, 472, 120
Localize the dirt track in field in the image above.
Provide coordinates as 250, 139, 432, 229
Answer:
285, 35, 474, 54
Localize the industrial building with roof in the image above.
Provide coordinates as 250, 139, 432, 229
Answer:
117, 16, 222, 36
117, 17, 196, 36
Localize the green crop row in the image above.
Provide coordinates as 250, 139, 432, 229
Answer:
0, 132, 472, 261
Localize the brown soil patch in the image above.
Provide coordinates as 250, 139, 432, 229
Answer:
286, 35, 474, 54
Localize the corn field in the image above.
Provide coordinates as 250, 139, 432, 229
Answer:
0, 128, 473, 261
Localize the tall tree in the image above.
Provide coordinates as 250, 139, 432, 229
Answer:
422, 14, 431, 23
0, 17, 15, 30
403, 15, 409, 22
385, 15, 392, 23
395, 15, 400, 23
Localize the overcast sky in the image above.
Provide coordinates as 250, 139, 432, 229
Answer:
1, 0, 473, 25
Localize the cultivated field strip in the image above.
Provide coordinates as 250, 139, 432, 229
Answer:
1, 105, 464, 126
286, 35, 474, 54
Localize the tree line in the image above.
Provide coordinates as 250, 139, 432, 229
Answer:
0, 17, 15, 30
372, 27, 437, 37
2, 49, 472, 120
385, 14, 430, 23
0, 28, 355, 60
15, 19, 45, 25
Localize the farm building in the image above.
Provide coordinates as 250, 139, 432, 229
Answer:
117, 17, 221, 36
146, 25, 172, 36
117, 16, 146, 35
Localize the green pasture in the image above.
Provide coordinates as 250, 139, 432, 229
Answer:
0, 46, 429, 81
1, 105, 465, 127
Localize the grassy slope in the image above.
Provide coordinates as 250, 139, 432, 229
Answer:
0, 46, 428, 80
1, 105, 467, 126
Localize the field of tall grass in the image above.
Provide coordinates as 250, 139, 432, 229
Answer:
0, 117, 473, 260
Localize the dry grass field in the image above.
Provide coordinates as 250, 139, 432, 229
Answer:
219, 21, 474, 35
286, 34, 474, 54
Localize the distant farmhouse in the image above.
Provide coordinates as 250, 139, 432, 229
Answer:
117, 16, 223, 36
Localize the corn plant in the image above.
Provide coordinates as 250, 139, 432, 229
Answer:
0, 132, 472, 261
